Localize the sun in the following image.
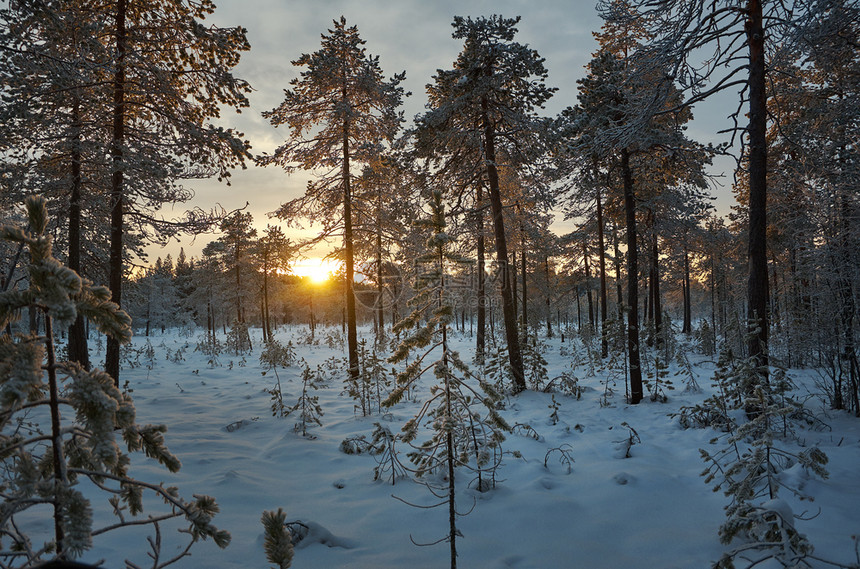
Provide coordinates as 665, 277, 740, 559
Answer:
293, 258, 339, 284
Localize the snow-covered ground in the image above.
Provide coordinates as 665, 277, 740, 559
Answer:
74, 326, 860, 569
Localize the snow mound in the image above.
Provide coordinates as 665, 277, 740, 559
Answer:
288, 520, 358, 550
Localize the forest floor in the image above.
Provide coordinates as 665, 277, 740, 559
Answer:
70, 325, 860, 569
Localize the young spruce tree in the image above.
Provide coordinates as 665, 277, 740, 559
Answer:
384, 191, 507, 569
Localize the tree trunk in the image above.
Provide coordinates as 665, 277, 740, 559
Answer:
67, 94, 90, 370
511, 250, 518, 317
596, 186, 608, 358
260, 291, 266, 344
746, 0, 769, 383
476, 184, 486, 363
438, 249, 457, 569
650, 221, 663, 350
45, 314, 68, 555
584, 244, 594, 330
710, 253, 717, 349
836, 196, 858, 414
106, 0, 127, 385
375, 185, 384, 342
613, 221, 624, 350
343, 115, 360, 384
683, 247, 692, 334
645, 262, 653, 327
545, 256, 553, 338
482, 97, 525, 392
145, 283, 151, 337
309, 290, 316, 341
391, 280, 399, 330
622, 148, 643, 404
263, 260, 271, 343
234, 241, 243, 323
576, 286, 582, 330
445, 397, 457, 569
520, 223, 527, 332
207, 285, 214, 347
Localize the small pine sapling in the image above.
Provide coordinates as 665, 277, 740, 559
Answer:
225, 319, 252, 355
674, 347, 703, 393
365, 347, 393, 415
266, 366, 289, 419
511, 422, 542, 441
194, 333, 223, 367
383, 192, 508, 568
345, 340, 391, 416
261, 508, 294, 569
0, 197, 230, 567
615, 422, 641, 459
119, 341, 145, 369
521, 329, 549, 391
144, 339, 157, 369
644, 354, 674, 402
338, 423, 407, 485
339, 434, 370, 455
367, 422, 407, 485
484, 343, 512, 394
548, 394, 561, 426
345, 339, 372, 416
454, 396, 507, 492
672, 346, 740, 431
323, 328, 344, 350
544, 360, 584, 399
544, 443, 575, 475
694, 319, 716, 356
284, 361, 324, 437
260, 339, 297, 370
294, 327, 318, 346
701, 359, 834, 569
262, 340, 298, 418
319, 356, 345, 384
599, 368, 619, 408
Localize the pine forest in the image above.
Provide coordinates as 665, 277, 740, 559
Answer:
1, 1, 859, 568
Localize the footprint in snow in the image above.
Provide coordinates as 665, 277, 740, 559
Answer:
613, 472, 634, 485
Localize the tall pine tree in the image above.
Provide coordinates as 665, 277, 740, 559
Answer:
414, 16, 556, 393
261, 16, 406, 386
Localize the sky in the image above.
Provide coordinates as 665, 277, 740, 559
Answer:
149, 0, 739, 272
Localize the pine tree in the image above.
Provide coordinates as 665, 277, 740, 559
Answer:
0, 1, 253, 384
620, 0, 835, 389
701, 359, 830, 568
761, 3, 860, 411
414, 16, 556, 393
564, 4, 707, 402
384, 191, 507, 569
218, 211, 257, 326
0, 1, 115, 370
260, 16, 406, 389
286, 361, 324, 437
0, 196, 229, 566
570, 46, 647, 402
257, 226, 295, 344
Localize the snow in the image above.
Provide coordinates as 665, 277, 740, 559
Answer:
72, 326, 860, 569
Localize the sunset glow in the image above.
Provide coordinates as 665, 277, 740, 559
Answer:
292, 258, 340, 283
